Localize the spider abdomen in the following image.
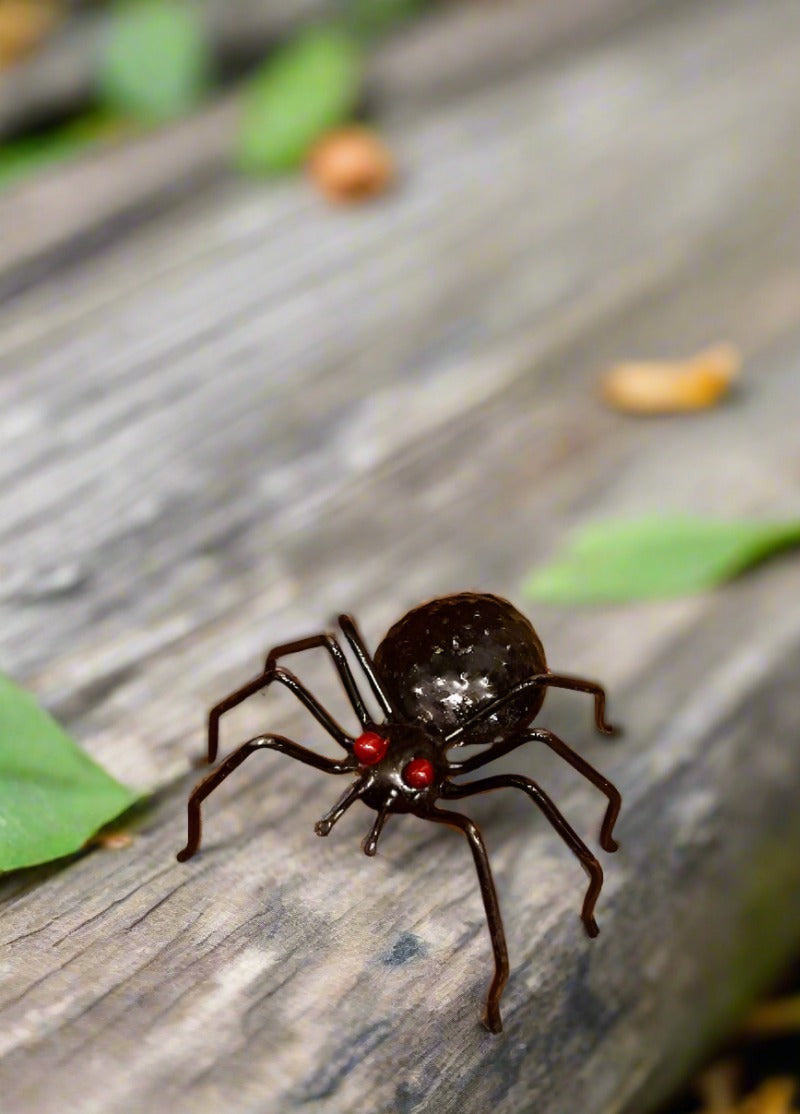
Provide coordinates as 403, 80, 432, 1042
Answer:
374, 592, 547, 746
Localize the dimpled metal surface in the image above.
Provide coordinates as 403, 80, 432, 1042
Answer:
373, 592, 547, 746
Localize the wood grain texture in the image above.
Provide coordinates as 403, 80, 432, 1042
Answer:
0, 0, 659, 297
1, 0, 800, 1111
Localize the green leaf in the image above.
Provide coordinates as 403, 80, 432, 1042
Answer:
237, 27, 363, 174
0, 113, 122, 193
0, 674, 140, 872
523, 517, 800, 604
97, 1, 212, 124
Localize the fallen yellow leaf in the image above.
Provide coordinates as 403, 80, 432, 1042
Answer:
737, 1079, 796, 1114
600, 342, 741, 414
693, 1072, 798, 1114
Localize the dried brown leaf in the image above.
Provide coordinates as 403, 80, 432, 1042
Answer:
600, 342, 741, 414
693, 1070, 799, 1114
742, 996, 800, 1037
737, 1079, 796, 1114
0, 0, 60, 67
696, 1060, 741, 1112
91, 831, 134, 851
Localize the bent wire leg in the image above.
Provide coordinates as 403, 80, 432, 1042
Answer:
540, 673, 616, 735
177, 734, 353, 862
448, 734, 527, 775
443, 775, 604, 938
532, 729, 621, 852
264, 633, 371, 728
337, 614, 395, 719
207, 665, 352, 765
427, 807, 509, 1034
445, 672, 616, 746
448, 730, 621, 853
314, 774, 372, 837
362, 789, 397, 856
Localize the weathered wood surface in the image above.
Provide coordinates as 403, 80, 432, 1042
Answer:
0, 0, 657, 297
2, 1, 800, 1112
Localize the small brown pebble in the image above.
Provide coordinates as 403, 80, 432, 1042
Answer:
94, 831, 134, 851
0, 0, 60, 67
308, 126, 394, 203
600, 342, 741, 414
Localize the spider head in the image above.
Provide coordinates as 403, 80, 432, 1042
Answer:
353, 725, 443, 812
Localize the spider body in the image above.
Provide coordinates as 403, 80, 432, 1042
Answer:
374, 593, 547, 744
352, 726, 443, 815
178, 592, 621, 1034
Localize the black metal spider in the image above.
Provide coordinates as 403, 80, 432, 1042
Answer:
177, 592, 621, 1033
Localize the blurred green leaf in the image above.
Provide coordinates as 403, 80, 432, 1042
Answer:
0, 673, 140, 872
97, 1, 211, 123
523, 516, 800, 604
237, 27, 363, 174
0, 113, 124, 192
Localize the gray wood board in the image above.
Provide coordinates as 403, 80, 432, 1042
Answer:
0, 0, 658, 296
2, 0, 800, 1112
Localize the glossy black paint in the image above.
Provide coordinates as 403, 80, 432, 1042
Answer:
177, 592, 622, 1034
374, 593, 547, 746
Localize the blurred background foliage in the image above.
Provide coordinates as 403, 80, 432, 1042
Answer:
0, 0, 433, 189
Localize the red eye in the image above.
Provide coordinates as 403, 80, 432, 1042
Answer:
402, 757, 435, 789
353, 731, 389, 765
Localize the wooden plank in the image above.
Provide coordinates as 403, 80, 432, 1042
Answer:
1, 0, 800, 1111
0, 0, 660, 297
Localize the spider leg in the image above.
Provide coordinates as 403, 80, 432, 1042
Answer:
362, 789, 397, 856
448, 737, 524, 775
207, 665, 352, 765
427, 806, 509, 1034
442, 775, 604, 938
448, 730, 621, 853
314, 773, 374, 837
539, 673, 617, 735
264, 633, 372, 728
532, 729, 620, 852
445, 672, 616, 744
337, 614, 395, 719
177, 734, 354, 862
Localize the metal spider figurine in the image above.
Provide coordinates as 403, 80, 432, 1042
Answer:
177, 592, 621, 1033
